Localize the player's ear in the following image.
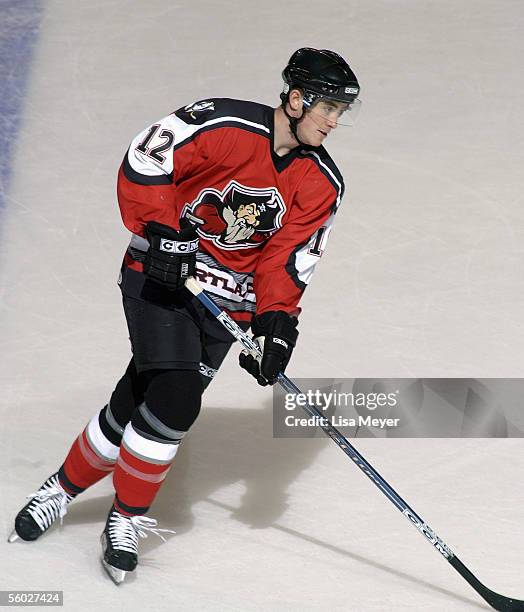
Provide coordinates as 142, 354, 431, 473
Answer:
287, 88, 304, 112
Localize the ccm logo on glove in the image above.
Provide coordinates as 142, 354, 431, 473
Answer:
159, 237, 199, 254
239, 310, 298, 386
144, 219, 199, 290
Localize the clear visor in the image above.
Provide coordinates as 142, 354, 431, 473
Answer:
306, 97, 362, 127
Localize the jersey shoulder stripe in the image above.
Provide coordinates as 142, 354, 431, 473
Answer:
123, 99, 272, 186
175, 98, 272, 130
300, 147, 345, 212
172, 98, 272, 148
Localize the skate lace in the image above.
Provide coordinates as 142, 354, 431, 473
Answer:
108, 512, 175, 554
26, 475, 73, 532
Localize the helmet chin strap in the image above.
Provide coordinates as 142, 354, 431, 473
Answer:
283, 102, 307, 148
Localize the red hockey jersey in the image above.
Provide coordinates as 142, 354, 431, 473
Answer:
117, 98, 345, 321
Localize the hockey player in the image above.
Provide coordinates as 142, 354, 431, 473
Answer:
8, 48, 360, 583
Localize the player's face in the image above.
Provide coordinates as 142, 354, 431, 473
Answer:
297, 99, 349, 146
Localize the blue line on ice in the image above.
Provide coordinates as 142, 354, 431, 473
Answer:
0, 0, 43, 210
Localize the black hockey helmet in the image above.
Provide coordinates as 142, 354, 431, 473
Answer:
281, 47, 360, 107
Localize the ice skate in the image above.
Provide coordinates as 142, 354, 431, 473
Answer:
8, 473, 74, 543
100, 506, 175, 585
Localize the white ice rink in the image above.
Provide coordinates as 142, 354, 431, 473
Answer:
1, 1, 523, 610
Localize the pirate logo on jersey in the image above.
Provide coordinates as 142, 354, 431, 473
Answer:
181, 181, 286, 250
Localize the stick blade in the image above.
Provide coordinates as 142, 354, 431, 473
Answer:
449, 556, 524, 611
483, 592, 524, 612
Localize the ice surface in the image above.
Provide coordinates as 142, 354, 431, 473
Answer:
1, 1, 523, 610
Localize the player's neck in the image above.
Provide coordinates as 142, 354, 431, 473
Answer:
273, 107, 300, 157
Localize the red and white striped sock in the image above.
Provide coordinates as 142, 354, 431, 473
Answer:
59, 411, 119, 494
113, 423, 181, 515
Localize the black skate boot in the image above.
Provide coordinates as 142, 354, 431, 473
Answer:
100, 506, 175, 585
8, 473, 75, 542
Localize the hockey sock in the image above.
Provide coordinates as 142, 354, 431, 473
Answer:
59, 405, 122, 493
107, 358, 146, 426
112, 370, 202, 514
58, 360, 146, 494
113, 421, 182, 515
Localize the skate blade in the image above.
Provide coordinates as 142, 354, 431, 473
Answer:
7, 529, 20, 543
102, 559, 127, 585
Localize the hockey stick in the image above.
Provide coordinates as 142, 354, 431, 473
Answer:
185, 276, 523, 611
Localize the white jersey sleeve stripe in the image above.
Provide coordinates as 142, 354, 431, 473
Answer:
306, 151, 343, 210
285, 213, 336, 289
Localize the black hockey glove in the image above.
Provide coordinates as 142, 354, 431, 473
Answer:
239, 311, 299, 386
143, 220, 198, 290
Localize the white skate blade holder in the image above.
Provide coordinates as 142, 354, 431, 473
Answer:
7, 530, 19, 543
101, 559, 127, 585
100, 531, 129, 585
